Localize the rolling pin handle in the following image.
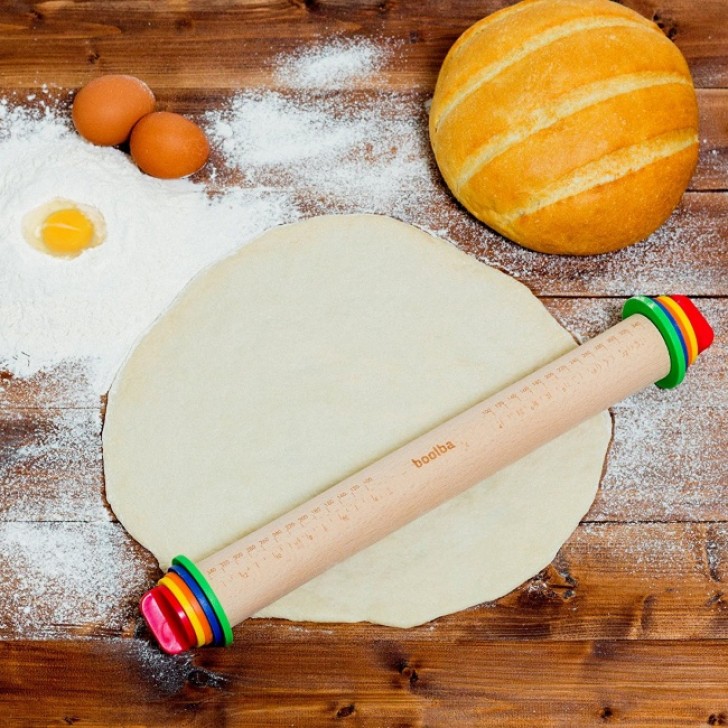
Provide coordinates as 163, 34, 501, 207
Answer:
140, 584, 198, 654
622, 295, 713, 389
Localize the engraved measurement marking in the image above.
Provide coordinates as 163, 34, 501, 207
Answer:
207, 329, 648, 580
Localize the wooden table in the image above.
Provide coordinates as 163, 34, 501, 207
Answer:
1, 1, 726, 725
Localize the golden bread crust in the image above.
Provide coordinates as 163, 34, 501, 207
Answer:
429, 0, 699, 255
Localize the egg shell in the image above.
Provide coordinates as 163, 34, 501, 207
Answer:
72, 75, 156, 146
130, 112, 211, 179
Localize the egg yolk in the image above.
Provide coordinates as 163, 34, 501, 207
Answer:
40, 208, 96, 255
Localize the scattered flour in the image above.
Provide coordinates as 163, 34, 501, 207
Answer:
576, 522, 687, 576
0, 407, 105, 522
0, 38, 724, 641
0, 521, 151, 639
273, 37, 391, 90
207, 90, 435, 218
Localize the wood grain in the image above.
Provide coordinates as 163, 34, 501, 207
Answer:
695, 90, 728, 190
3, 520, 728, 643
2, 638, 728, 727
0, 0, 726, 722
0, 0, 725, 90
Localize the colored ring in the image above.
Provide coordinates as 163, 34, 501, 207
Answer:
165, 571, 214, 646
169, 564, 225, 646
622, 296, 687, 389
654, 299, 689, 370
172, 555, 234, 646
159, 575, 206, 647
154, 582, 198, 648
658, 296, 698, 364
670, 295, 714, 353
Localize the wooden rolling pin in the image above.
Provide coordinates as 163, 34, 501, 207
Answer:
140, 295, 714, 653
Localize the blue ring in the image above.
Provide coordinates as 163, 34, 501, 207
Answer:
169, 564, 225, 646
654, 299, 689, 369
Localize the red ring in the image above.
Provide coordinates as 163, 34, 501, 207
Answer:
155, 582, 198, 647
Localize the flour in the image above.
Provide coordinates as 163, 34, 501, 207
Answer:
0, 37, 723, 641
207, 90, 435, 219
0, 100, 295, 393
273, 37, 390, 90
0, 521, 150, 639
0, 407, 105, 522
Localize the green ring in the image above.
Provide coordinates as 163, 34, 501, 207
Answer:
622, 296, 687, 389
172, 555, 234, 646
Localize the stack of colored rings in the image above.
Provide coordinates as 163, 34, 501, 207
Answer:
139, 554, 233, 654
622, 295, 714, 389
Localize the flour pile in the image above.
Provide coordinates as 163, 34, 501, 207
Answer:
0, 100, 294, 392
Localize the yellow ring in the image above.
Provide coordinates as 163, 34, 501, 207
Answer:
658, 296, 698, 365
165, 571, 213, 645
159, 575, 205, 647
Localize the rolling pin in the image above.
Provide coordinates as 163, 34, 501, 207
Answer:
140, 295, 714, 653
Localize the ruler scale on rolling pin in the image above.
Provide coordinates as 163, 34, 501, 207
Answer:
140, 295, 714, 653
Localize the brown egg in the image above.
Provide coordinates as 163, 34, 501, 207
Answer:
72, 75, 156, 146
130, 112, 210, 179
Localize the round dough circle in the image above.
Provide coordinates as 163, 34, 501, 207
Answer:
103, 214, 611, 628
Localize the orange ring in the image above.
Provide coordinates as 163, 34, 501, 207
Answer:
159, 575, 206, 647
165, 572, 214, 645
658, 296, 698, 365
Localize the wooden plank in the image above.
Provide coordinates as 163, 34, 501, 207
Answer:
547, 297, 728, 523
161, 88, 728, 195
696, 90, 728, 191
626, 0, 728, 88
2, 520, 728, 642
0, 408, 109, 522
0, 0, 725, 90
0, 522, 156, 641
457, 193, 728, 297
590, 404, 728, 522
1, 299, 724, 524
184, 88, 728, 194
2, 637, 728, 726
233, 521, 728, 644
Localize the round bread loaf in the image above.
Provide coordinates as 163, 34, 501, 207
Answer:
429, 0, 699, 255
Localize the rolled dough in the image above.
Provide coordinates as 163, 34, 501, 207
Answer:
103, 214, 611, 628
